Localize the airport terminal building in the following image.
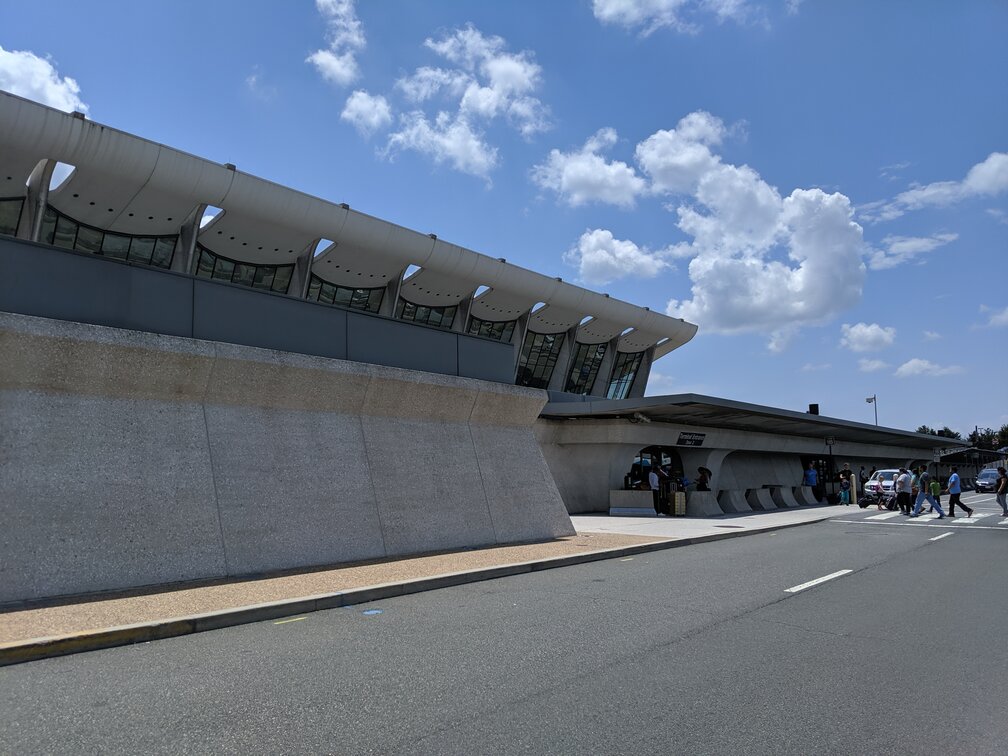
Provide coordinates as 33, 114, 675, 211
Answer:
0, 92, 963, 604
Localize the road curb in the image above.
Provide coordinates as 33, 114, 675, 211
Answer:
0, 513, 836, 666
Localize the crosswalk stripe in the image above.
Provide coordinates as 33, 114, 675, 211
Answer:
955, 514, 989, 524
866, 512, 901, 520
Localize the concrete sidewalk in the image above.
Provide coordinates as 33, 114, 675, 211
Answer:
0, 504, 843, 665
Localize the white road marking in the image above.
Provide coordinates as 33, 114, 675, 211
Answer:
929, 532, 954, 542
955, 514, 989, 524
834, 519, 1008, 531
785, 570, 853, 593
867, 512, 902, 520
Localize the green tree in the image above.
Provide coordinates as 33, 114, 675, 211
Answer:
997, 423, 1008, 449
938, 426, 962, 439
916, 424, 937, 436
968, 427, 997, 449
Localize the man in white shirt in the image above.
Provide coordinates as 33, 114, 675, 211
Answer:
895, 468, 913, 515
649, 467, 661, 515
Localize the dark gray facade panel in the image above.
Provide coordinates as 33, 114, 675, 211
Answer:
1, 236, 516, 383
0, 236, 192, 337
346, 310, 458, 377
457, 334, 515, 383
192, 280, 348, 360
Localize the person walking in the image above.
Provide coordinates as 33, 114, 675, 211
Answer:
895, 467, 913, 515
911, 466, 945, 518
839, 463, 853, 505
996, 467, 1008, 516
944, 466, 973, 517
649, 465, 661, 516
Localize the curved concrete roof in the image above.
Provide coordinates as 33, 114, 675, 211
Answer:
0, 90, 698, 354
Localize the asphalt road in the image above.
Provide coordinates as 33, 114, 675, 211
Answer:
3, 492, 1006, 755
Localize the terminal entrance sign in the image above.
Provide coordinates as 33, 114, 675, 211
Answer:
677, 432, 706, 446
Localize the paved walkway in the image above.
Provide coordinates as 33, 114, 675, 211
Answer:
0, 504, 844, 662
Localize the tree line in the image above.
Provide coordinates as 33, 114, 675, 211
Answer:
915, 424, 1008, 450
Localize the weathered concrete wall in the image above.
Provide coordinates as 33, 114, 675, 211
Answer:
0, 312, 573, 603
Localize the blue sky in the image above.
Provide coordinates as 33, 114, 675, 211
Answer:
2, 0, 1006, 435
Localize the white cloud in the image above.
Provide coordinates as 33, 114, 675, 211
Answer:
840, 322, 896, 352
801, 362, 831, 372
245, 67, 276, 101
785, 0, 805, 15
923, 330, 941, 341
384, 24, 549, 177
858, 358, 889, 373
564, 228, 677, 285
987, 208, 1008, 225
592, 0, 755, 35
894, 358, 963, 378
531, 128, 647, 207
636, 111, 725, 194
386, 111, 498, 179
863, 152, 1008, 222
867, 232, 957, 270
341, 90, 391, 136
0, 45, 87, 112
985, 305, 1008, 328
307, 0, 365, 87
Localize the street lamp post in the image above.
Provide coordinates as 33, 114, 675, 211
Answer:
865, 394, 878, 426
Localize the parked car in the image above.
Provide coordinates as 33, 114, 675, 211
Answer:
864, 468, 900, 497
975, 468, 1000, 493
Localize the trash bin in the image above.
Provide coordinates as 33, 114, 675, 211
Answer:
673, 491, 687, 516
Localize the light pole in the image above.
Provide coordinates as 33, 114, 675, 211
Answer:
865, 394, 878, 425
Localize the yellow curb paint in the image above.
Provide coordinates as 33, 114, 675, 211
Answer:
273, 617, 306, 625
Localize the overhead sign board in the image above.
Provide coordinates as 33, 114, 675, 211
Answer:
677, 432, 706, 447
825, 436, 836, 446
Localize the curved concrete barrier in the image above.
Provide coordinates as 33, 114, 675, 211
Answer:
746, 488, 778, 511
718, 489, 752, 514
771, 486, 801, 508
686, 490, 723, 517
794, 486, 818, 505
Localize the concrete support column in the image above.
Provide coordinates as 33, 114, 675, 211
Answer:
452, 289, 475, 334
289, 242, 315, 299
512, 310, 531, 382
18, 159, 55, 242
380, 266, 408, 318
591, 335, 620, 398
547, 324, 580, 393
173, 205, 206, 275
627, 345, 656, 399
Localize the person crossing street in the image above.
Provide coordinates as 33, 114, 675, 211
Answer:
944, 466, 973, 517
910, 465, 945, 518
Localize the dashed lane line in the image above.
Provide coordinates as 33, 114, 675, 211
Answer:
785, 569, 853, 594
929, 532, 954, 542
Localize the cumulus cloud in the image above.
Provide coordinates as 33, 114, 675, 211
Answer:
0, 45, 87, 112
858, 359, 889, 373
531, 128, 647, 207
894, 358, 963, 378
592, 0, 755, 35
983, 305, 1008, 327
867, 232, 957, 270
923, 330, 941, 341
801, 362, 831, 372
307, 0, 366, 87
539, 109, 867, 348
863, 152, 1008, 222
840, 322, 896, 352
384, 24, 549, 178
564, 228, 685, 285
386, 111, 498, 178
340, 90, 391, 136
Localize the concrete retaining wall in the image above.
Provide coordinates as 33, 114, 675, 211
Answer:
770, 486, 801, 508
685, 491, 722, 517
0, 311, 574, 604
747, 488, 778, 511
718, 489, 752, 514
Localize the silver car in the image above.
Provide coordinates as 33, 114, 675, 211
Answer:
864, 468, 900, 497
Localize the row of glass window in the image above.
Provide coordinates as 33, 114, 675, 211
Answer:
517, 332, 643, 398
22, 208, 650, 395
306, 274, 384, 313
194, 245, 293, 294
40, 206, 176, 268
467, 316, 516, 343
395, 298, 457, 330
0, 197, 24, 237
565, 342, 608, 395
606, 350, 645, 400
